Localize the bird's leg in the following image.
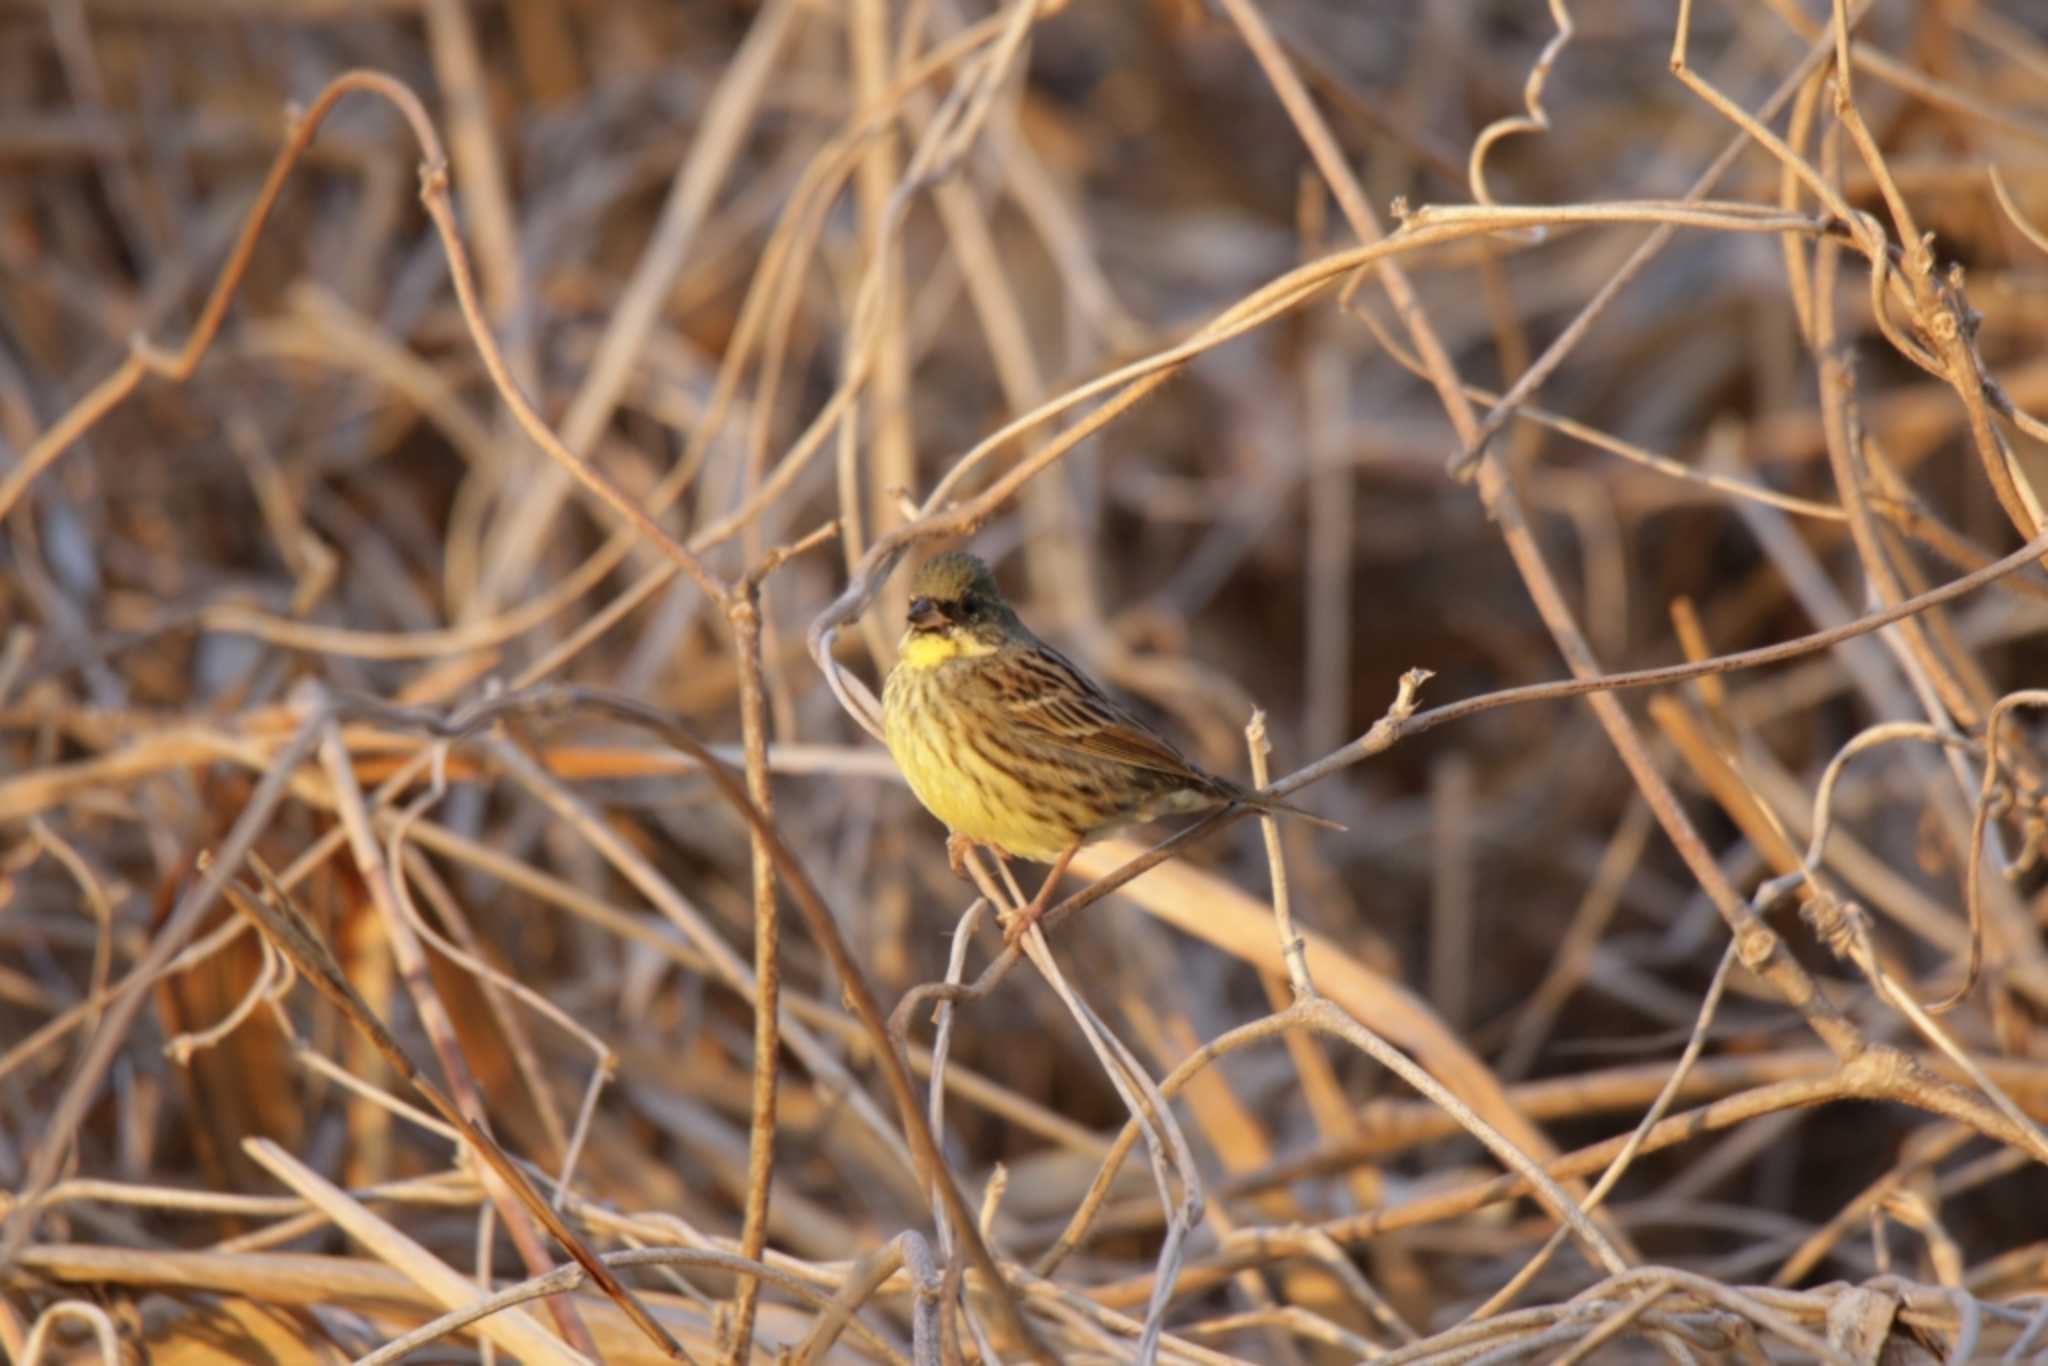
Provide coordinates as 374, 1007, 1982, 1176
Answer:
946, 832, 978, 879
1003, 840, 1081, 946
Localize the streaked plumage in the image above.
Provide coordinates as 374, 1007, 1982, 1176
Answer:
882, 551, 1332, 867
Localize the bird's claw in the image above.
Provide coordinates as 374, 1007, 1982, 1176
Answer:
1000, 891, 1053, 947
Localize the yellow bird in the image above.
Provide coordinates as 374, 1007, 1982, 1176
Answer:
882, 551, 1335, 925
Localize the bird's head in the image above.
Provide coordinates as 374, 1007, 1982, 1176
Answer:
900, 551, 1017, 664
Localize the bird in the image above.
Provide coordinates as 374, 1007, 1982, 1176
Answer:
881, 549, 1338, 934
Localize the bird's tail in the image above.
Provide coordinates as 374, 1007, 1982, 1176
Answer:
1229, 785, 1346, 833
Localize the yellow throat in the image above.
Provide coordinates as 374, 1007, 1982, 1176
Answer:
898, 629, 996, 670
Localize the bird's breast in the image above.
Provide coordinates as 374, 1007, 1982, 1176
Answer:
882, 661, 1076, 862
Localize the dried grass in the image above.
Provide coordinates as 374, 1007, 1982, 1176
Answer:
6, 0, 2048, 1361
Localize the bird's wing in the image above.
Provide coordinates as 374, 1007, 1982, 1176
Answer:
995, 643, 1213, 783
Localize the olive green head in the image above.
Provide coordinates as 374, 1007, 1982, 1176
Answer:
903, 551, 1017, 650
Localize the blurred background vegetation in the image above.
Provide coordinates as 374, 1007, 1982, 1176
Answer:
6, 0, 2048, 1360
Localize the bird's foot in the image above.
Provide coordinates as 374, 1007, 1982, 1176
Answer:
1001, 842, 1080, 947
946, 832, 978, 879
1000, 881, 1056, 947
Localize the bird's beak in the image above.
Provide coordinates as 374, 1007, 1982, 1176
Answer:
908, 595, 943, 631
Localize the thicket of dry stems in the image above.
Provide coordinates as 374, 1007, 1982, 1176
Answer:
6, 0, 2048, 1361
